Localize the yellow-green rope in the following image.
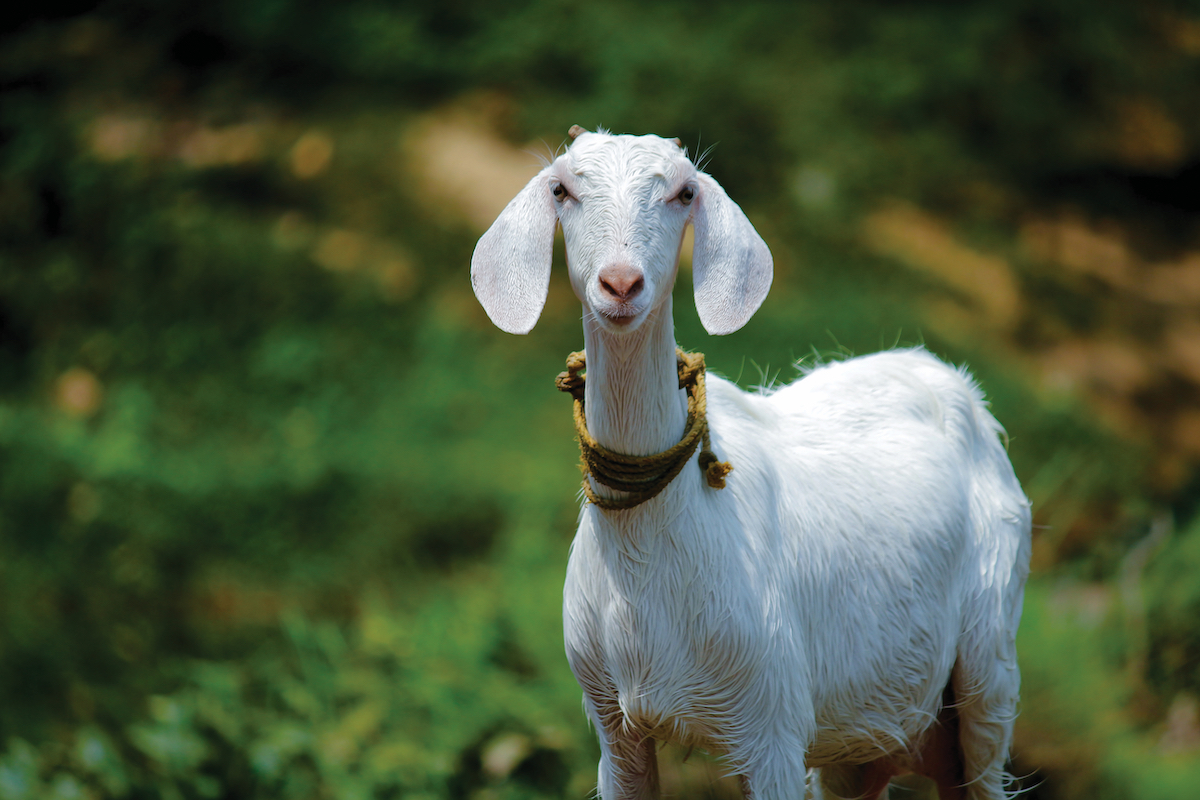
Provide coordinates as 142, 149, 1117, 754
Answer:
555, 348, 732, 511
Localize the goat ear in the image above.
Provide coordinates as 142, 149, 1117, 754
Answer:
689, 173, 773, 335
470, 168, 557, 334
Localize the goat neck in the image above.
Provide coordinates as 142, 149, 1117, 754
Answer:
580, 296, 689, 462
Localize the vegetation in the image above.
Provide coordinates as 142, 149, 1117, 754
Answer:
2, 1, 1199, 797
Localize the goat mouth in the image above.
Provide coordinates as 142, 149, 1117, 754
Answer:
598, 308, 638, 326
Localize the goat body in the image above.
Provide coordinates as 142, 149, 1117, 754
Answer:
471, 129, 1031, 800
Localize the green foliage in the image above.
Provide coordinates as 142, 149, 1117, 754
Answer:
1018, 577, 1200, 800
1146, 516, 1200, 696
0, 518, 593, 799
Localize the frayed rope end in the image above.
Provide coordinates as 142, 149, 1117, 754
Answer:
699, 452, 732, 489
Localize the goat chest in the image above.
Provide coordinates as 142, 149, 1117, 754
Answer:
563, 496, 783, 751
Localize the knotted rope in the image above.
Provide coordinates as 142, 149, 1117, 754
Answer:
555, 348, 733, 511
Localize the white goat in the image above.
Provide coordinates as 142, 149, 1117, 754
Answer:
471, 128, 1031, 800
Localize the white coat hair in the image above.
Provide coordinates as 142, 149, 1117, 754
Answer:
471, 128, 1032, 800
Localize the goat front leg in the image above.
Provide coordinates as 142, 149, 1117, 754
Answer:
734, 739, 811, 800
586, 696, 661, 800
597, 734, 660, 800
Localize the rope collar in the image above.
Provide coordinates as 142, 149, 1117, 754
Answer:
555, 348, 732, 511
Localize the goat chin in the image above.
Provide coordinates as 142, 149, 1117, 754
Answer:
472, 127, 1032, 800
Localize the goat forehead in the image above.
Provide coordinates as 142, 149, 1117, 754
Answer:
565, 135, 690, 192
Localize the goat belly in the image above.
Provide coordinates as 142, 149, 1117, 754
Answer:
805, 661, 954, 767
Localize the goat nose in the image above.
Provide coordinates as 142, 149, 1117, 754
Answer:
598, 264, 645, 302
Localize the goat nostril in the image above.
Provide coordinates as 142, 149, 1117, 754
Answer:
599, 274, 643, 301
598, 265, 645, 302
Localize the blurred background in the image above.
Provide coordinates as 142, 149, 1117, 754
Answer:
2, 1, 1200, 798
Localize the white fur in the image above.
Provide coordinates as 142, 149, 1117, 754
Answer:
471, 130, 1032, 800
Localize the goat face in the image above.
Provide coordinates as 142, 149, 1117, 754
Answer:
554, 133, 694, 334
471, 129, 773, 336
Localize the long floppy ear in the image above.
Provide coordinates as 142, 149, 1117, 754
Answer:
690, 173, 773, 335
470, 167, 557, 334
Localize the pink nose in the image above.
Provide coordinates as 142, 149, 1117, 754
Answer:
598, 264, 645, 302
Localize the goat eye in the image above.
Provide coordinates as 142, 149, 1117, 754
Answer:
552, 183, 568, 201
677, 186, 695, 205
